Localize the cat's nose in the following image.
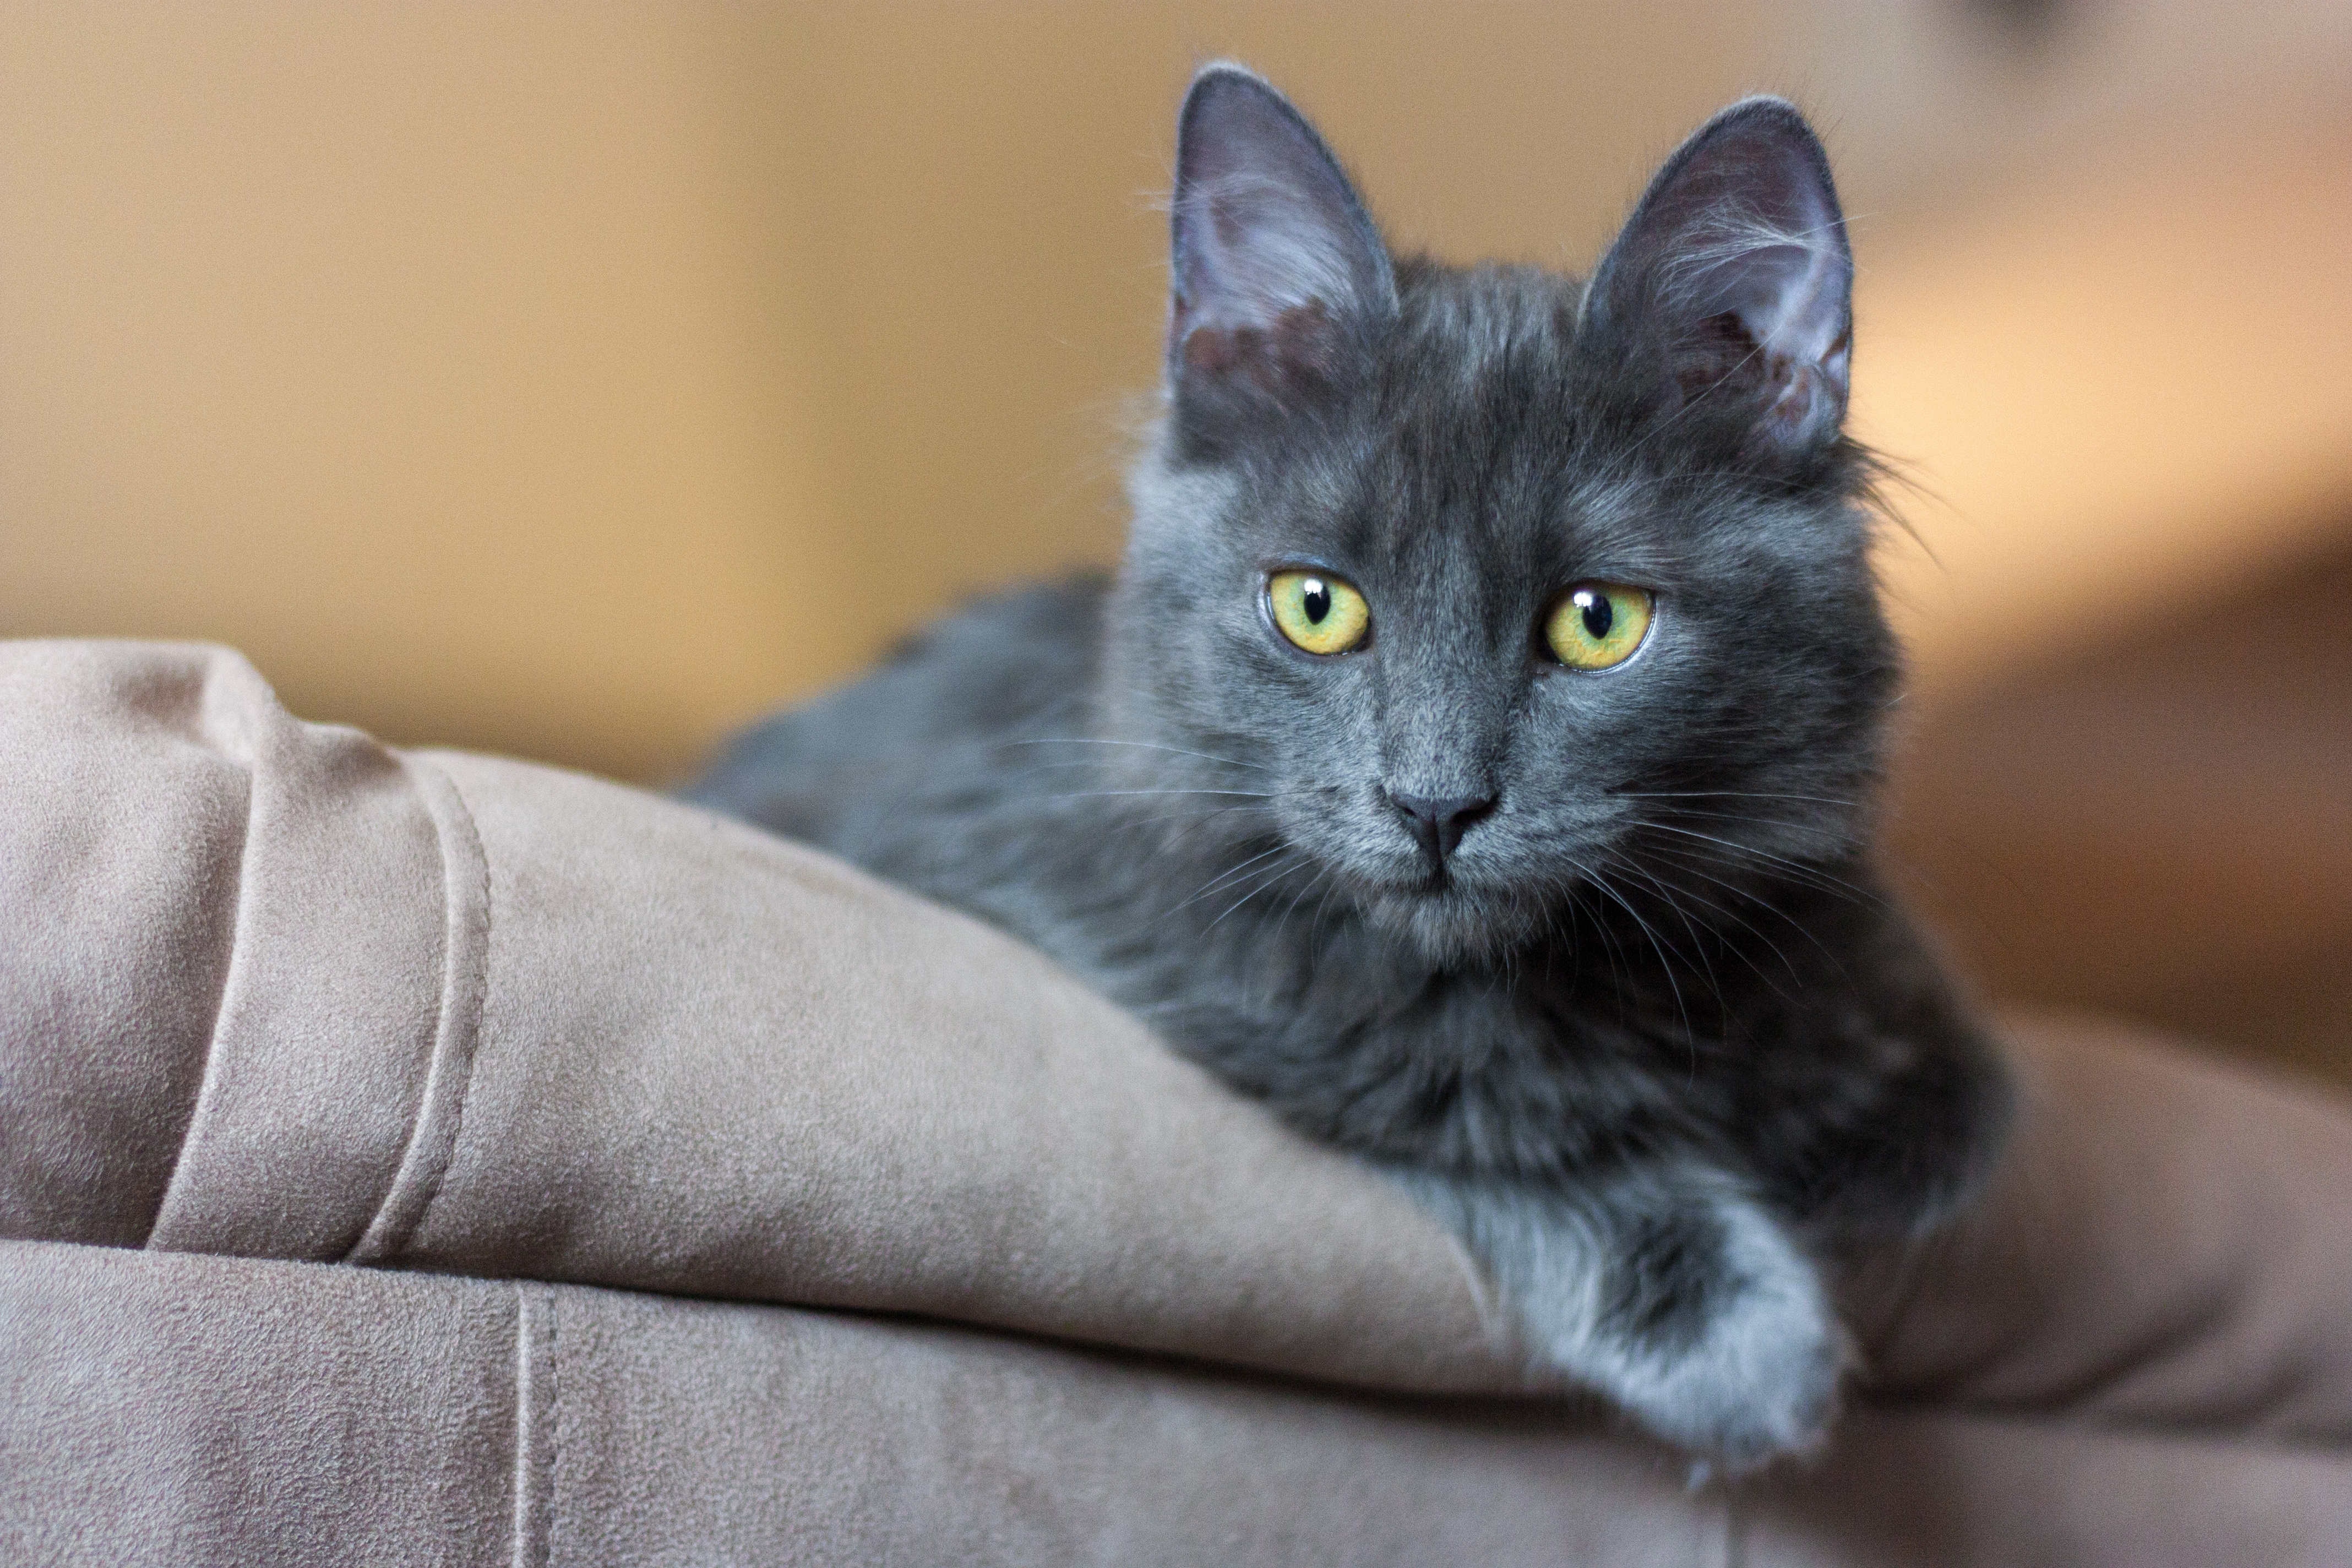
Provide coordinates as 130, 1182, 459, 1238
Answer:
1387, 791, 1496, 869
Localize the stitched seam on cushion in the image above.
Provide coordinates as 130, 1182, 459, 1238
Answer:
143, 721, 260, 1248
512, 1285, 531, 1568
1855, 1396, 2352, 1452
543, 1291, 558, 1568
511, 1285, 556, 1568
346, 754, 492, 1262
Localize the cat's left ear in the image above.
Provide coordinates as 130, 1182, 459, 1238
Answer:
1582, 98, 1853, 459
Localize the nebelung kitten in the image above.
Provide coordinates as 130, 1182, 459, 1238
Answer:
688, 66, 2010, 1464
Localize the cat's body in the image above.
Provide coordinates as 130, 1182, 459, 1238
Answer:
688, 69, 2010, 1465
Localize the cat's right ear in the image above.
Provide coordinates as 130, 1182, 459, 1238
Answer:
1166, 65, 1395, 435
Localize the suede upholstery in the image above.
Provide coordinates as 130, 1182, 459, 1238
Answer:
1, 639, 2346, 1564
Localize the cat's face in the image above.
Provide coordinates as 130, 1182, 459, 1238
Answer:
1109, 69, 1894, 964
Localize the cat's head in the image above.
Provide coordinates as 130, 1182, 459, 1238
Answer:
1107, 65, 1896, 965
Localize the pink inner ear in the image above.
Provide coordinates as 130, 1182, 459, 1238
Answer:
1757, 343, 1849, 449
1725, 221, 1850, 377
1176, 299, 1346, 404
1736, 257, 1852, 449
1662, 217, 1853, 451
1670, 299, 1849, 453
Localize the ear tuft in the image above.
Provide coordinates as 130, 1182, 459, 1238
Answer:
1168, 65, 1394, 417
1586, 98, 1853, 459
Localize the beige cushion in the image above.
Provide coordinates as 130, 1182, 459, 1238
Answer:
2, 638, 2347, 1562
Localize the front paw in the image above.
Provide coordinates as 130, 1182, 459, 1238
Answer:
1578, 1201, 1848, 1467
1427, 1170, 1847, 1467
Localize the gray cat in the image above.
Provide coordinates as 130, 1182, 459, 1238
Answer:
687, 64, 2011, 1466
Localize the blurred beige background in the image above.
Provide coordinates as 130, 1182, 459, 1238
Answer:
4, 3, 2348, 1077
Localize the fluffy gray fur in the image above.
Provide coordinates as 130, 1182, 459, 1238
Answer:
687, 65, 2011, 1466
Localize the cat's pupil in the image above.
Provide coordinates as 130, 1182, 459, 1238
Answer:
1302, 579, 1331, 624
1578, 591, 1614, 641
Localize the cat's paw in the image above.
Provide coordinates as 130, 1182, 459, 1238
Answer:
1588, 1211, 1848, 1468
1480, 1175, 1848, 1468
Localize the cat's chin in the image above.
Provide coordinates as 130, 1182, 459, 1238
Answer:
1358, 880, 1547, 968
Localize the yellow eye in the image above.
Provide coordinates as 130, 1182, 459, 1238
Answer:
1544, 582, 1653, 670
1267, 569, 1370, 655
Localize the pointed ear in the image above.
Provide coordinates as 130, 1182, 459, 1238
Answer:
1167, 65, 1395, 424
1583, 98, 1853, 459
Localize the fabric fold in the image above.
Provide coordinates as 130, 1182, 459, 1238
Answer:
0, 641, 465, 1261
139, 653, 451, 1260
347, 755, 492, 1265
